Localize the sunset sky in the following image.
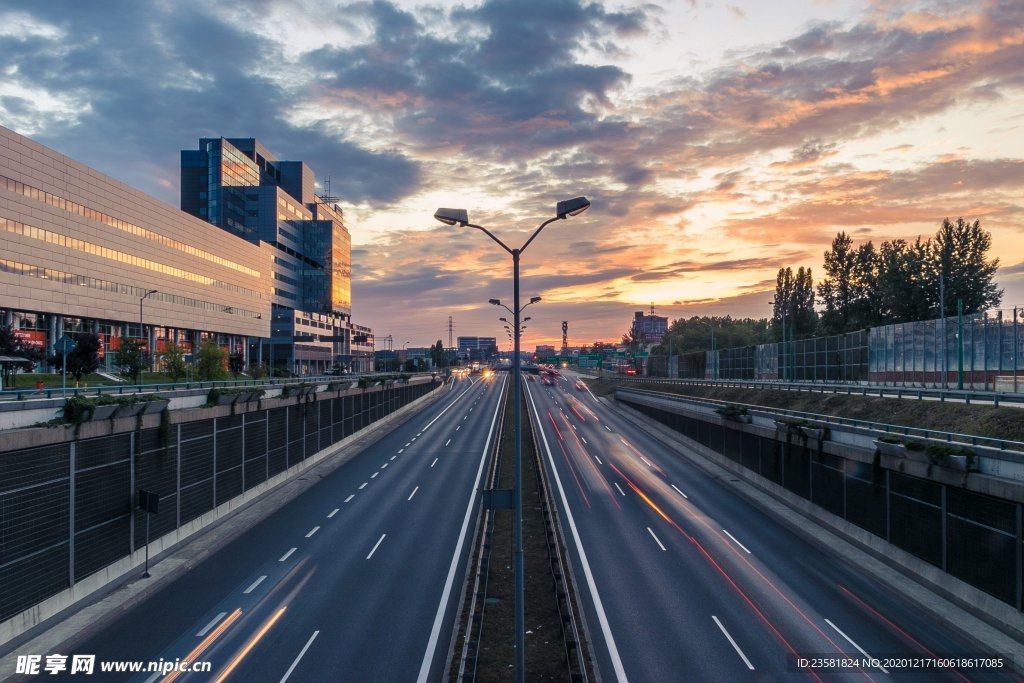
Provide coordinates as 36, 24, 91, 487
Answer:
2, 0, 1022, 350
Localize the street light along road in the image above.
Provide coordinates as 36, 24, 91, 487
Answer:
433, 197, 590, 683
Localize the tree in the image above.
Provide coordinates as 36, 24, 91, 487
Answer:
773, 267, 817, 339
933, 217, 1002, 316
196, 341, 228, 381
117, 337, 148, 384
228, 351, 245, 378
818, 234, 877, 334
874, 238, 934, 324
0, 325, 41, 388
161, 342, 188, 382
430, 340, 449, 368
63, 332, 101, 380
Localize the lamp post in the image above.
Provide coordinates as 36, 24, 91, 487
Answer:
140, 289, 158, 385
435, 197, 589, 682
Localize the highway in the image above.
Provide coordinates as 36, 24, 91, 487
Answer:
58, 373, 504, 682
528, 370, 1017, 682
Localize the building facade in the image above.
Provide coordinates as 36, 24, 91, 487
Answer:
0, 126, 271, 372
632, 310, 668, 346
182, 138, 360, 375
457, 336, 497, 362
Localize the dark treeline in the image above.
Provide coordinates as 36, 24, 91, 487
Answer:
654, 217, 1002, 355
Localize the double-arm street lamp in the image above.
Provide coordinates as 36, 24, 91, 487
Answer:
434, 197, 590, 681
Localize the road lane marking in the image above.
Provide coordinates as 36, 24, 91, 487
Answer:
593, 455, 602, 464
371, 472, 379, 479
279, 548, 297, 562
405, 443, 411, 447
417, 373, 506, 683
456, 424, 461, 431
391, 455, 397, 460
614, 482, 626, 496
344, 494, 355, 502
640, 456, 655, 468
381, 463, 389, 469
243, 575, 266, 594
417, 432, 422, 437
671, 484, 688, 499
213, 606, 287, 683
582, 437, 588, 444
367, 534, 386, 559
605, 425, 612, 431
358, 482, 368, 489
408, 486, 419, 501
722, 529, 751, 554
825, 619, 888, 673
327, 508, 339, 518
712, 616, 755, 670
524, 382, 628, 683
196, 612, 227, 637
411, 437, 417, 442
279, 630, 319, 683
431, 458, 438, 468
306, 526, 320, 538
445, 439, 452, 446
162, 608, 242, 683
398, 449, 405, 454
647, 527, 667, 551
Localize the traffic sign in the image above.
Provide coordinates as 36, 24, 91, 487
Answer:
53, 334, 76, 354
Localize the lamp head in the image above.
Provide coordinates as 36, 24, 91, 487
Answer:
530, 296, 542, 304
489, 298, 501, 306
523, 316, 531, 322
556, 196, 590, 218
434, 208, 469, 226
499, 317, 508, 323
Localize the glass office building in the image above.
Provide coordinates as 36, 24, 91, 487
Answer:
182, 138, 364, 374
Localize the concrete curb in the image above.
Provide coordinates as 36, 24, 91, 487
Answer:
0, 384, 446, 677
602, 395, 1024, 673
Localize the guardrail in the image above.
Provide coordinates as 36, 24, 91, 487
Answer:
581, 372, 1024, 408
0, 372, 440, 402
615, 386, 1024, 454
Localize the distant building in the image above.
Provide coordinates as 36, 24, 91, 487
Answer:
632, 311, 668, 346
457, 336, 497, 362
182, 137, 364, 375
534, 345, 556, 358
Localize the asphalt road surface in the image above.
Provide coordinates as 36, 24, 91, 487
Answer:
528, 370, 1018, 682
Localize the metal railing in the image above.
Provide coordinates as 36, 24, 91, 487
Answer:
615, 386, 1024, 454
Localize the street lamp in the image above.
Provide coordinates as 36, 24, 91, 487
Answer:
140, 289, 158, 384
435, 197, 589, 682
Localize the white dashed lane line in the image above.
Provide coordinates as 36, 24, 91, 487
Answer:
408, 486, 419, 501
243, 576, 267, 594
431, 458, 438, 468
366, 534, 387, 560
344, 494, 355, 503
327, 508, 339, 518
279, 548, 297, 562
358, 483, 368, 490
306, 526, 320, 538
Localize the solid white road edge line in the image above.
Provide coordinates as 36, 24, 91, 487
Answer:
722, 529, 751, 554
712, 616, 755, 670
825, 618, 889, 674
526, 381, 629, 683
279, 630, 319, 683
416, 374, 507, 683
